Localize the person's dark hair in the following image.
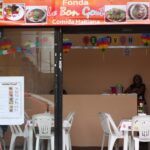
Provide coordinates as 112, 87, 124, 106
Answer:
49, 89, 67, 94
133, 74, 143, 84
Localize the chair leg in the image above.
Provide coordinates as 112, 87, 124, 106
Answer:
63, 130, 67, 150
134, 139, 139, 150
35, 137, 40, 150
9, 135, 16, 150
23, 138, 27, 150
108, 136, 117, 150
101, 134, 105, 150
128, 136, 134, 150
40, 140, 44, 150
47, 139, 51, 150
51, 136, 54, 150
65, 134, 70, 150
68, 134, 72, 150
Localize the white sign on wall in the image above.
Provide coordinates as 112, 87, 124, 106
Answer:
0, 76, 24, 125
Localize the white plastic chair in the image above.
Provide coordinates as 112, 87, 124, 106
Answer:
63, 112, 75, 150
32, 113, 54, 150
131, 115, 150, 150
9, 125, 28, 150
9, 112, 30, 150
99, 112, 128, 150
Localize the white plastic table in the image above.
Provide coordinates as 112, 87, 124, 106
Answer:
119, 119, 132, 150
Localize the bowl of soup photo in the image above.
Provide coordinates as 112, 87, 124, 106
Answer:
26, 8, 47, 23
128, 4, 148, 20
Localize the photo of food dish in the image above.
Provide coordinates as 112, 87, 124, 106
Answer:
9, 105, 13, 112
3, 3, 25, 21
127, 3, 149, 20
0, 0, 3, 19
105, 5, 126, 22
25, 6, 47, 23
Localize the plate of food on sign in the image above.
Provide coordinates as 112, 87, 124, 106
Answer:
105, 5, 126, 23
3, 3, 25, 21
127, 2, 149, 20
25, 6, 47, 23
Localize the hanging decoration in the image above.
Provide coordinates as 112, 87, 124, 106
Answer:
128, 36, 134, 45
112, 36, 118, 45
96, 37, 110, 51
0, 38, 12, 49
141, 33, 150, 56
141, 33, 150, 46
96, 37, 110, 60
0, 47, 23, 56
63, 39, 72, 54
82, 36, 89, 46
120, 36, 126, 45
106, 36, 112, 44
123, 35, 133, 56
120, 35, 129, 56
24, 40, 36, 48
0, 38, 32, 56
90, 36, 97, 46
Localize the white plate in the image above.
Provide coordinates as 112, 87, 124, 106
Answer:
4, 5, 24, 21
129, 4, 148, 20
26, 8, 46, 23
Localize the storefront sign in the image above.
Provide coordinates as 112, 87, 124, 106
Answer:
0, 0, 150, 25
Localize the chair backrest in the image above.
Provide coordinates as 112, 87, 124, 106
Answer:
132, 115, 150, 140
99, 112, 121, 136
65, 112, 75, 124
24, 112, 30, 121
32, 113, 52, 137
10, 113, 29, 137
10, 125, 24, 135
64, 112, 75, 132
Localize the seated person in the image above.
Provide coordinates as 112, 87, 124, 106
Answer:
124, 74, 146, 104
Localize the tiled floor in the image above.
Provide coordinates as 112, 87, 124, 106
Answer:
72, 144, 149, 150
5, 143, 149, 150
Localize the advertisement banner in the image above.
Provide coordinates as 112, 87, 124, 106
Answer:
0, 0, 150, 25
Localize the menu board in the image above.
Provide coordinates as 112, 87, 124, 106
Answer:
0, 76, 24, 125
0, 0, 150, 25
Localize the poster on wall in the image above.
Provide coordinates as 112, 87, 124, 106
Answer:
0, 0, 150, 25
21, 31, 54, 73
0, 76, 24, 125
